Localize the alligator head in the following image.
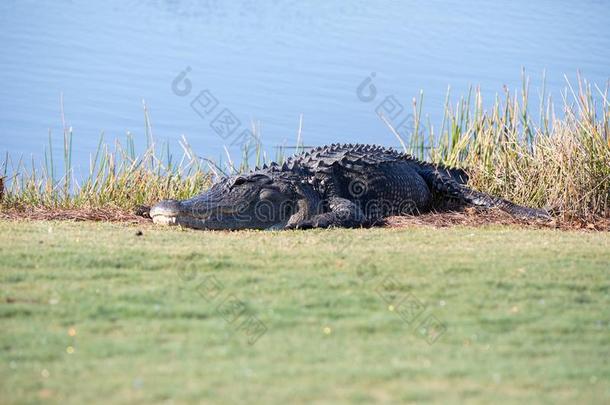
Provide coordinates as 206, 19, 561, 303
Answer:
150, 172, 318, 230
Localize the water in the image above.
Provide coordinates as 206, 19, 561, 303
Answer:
1, 0, 609, 171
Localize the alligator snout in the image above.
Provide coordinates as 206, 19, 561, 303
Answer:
150, 199, 183, 225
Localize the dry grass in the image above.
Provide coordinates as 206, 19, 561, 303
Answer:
402, 74, 610, 220
1, 75, 609, 223
0, 206, 147, 224
386, 208, 610, 232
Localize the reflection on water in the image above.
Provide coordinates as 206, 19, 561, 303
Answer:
0, 0, 609, 170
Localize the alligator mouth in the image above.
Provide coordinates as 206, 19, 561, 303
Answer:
150, 199, 241, 229
150, 200, 182, 226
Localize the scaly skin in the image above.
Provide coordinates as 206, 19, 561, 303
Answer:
150, 143, 550, 230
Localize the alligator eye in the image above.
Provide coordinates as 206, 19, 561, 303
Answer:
233, 177, 247, 187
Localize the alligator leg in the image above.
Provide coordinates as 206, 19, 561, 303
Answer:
285, 197, 366, 229
418, 169, 551, 219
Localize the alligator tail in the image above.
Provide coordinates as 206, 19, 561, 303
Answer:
417, 166, 550, 220
410, 158, 469, 185
461, 187, 551, 219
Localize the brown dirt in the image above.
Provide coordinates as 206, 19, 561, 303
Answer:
385, 207, 610, 232
0, 207, 150, 225
1, 206, 608, 231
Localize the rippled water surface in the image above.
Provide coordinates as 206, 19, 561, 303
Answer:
1, 0, 609, 168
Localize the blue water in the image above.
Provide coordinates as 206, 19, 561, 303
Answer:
1, 0, 609, 171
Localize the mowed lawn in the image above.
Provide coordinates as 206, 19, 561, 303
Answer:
0, 220, 609, 404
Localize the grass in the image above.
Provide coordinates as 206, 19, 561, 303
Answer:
421, 74, 610, 219
1, 220, 609, 404
1, 75, 609, 220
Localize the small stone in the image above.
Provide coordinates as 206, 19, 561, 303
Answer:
135, 230, 143, 236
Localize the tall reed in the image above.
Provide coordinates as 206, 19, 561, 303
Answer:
1, 76, 608, 219
393, 75, 610, 219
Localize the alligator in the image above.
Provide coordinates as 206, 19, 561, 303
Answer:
149, 143, 550, 230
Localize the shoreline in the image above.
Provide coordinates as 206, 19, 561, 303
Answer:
2, 207, 608, 232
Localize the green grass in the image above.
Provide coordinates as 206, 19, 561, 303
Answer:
1, 220, 609, 404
